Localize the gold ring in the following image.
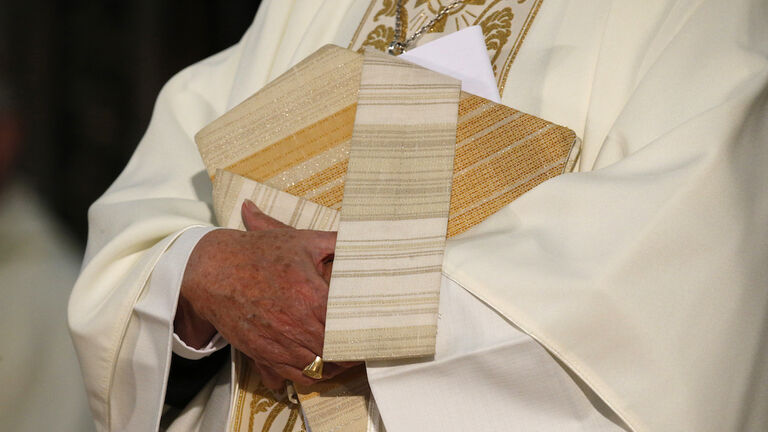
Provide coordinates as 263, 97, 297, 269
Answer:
302, 355, 324, 379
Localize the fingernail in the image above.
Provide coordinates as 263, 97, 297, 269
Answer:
243, 199, 258, 212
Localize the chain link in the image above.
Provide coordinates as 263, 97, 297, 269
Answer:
388, 0, 464, 55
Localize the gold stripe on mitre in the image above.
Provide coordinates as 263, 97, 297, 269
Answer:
198, 49, 578, 238
196, 45, 578, 432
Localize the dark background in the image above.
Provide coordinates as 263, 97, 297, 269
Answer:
0, 1, 263, 248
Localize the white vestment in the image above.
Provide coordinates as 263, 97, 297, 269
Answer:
69, 0, 768, 431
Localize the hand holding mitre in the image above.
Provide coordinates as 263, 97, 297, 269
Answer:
176, 200, 349, 389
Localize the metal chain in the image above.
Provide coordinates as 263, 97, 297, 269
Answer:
388, 0, 464, 55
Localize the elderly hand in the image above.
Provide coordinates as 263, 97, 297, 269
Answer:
176, 200, 345, 389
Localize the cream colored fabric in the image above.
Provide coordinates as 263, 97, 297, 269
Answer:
323, 51, 459, 361
367, 275, 626, 432
112, 225, 215, 431
69, 0, 768, 431
442, 0, 768, 430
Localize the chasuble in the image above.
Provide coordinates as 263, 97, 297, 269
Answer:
69, 0, 768, 431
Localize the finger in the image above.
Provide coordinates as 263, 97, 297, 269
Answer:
289, 339, 325, 373
281, 313, 325, 357
269, 342, 327, 384
273, 322, 324, 360
321, 259, 333, 284
304, 230, 338, 263
260, 290, 325, 357
255, 338, 349, 386
274, 361, 357, 387
273, 363, 323, 388
241, 200, 292, 231
254, 328, 325, 376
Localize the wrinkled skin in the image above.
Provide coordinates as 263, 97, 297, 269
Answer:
176, 200, 351, 389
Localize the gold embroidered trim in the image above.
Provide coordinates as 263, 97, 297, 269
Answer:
229, 347, 307, 432
348, 0, 545, 95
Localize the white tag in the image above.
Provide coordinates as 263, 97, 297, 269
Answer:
400, 26, 501, 103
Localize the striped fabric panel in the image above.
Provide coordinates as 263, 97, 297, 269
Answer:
212, 169, 341, 232
294, 368, 371, 432
195, 45, 363, 180
225, 103, 357, 182
321, 50, 460, 361
447, 93, 578, 236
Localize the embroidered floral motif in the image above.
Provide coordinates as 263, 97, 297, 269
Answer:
230, 354, 305, 432
349, 0, 544, 94
374, 0, 400, 22
479, 6, 514, 72
359, 24, 396, 52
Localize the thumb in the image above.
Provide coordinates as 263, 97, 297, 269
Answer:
241, 200, 291, 231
